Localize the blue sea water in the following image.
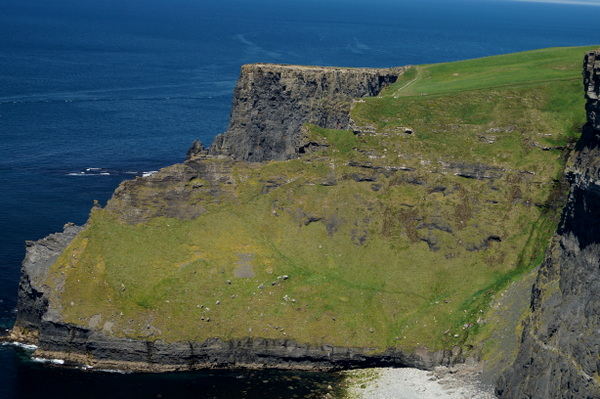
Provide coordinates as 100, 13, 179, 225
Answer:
0, 0, 597, 397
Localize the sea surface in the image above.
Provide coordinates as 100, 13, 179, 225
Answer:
0, 0, 597, 397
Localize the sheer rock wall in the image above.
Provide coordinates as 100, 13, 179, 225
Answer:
206, 63, 406, 162
497, 49, 600, 399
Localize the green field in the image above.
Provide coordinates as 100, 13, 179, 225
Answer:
46, 46, 596, 356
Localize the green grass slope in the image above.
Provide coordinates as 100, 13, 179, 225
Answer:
46, 46, 596, 357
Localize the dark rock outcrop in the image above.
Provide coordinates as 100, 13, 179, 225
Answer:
104, 158, 238, 224
206, 63, 406, 162
584, 51, 600, 131
11, 224, 83, 341
497, 50, 600, 399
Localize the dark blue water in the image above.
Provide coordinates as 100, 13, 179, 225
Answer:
0, 0, 597, 397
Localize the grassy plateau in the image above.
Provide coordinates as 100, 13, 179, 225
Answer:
45, 46, 596, 358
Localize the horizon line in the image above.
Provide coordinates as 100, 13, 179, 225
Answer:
510, 0, 600, 6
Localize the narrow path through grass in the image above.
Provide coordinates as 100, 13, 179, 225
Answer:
392, 66, 421, 98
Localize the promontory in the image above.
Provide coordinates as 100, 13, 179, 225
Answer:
7, 46, 600, 399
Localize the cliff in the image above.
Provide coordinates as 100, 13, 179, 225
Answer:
204, 64, 406, 162
497, 50, 600, 399
8, 47, 595, 376
11, 224, 83, 341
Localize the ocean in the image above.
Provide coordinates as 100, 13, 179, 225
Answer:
0, 0, 596, 397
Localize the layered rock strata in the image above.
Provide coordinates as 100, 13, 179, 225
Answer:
104, 158, 238, 224
205, 63, 406, 162
497, 50, 600, 398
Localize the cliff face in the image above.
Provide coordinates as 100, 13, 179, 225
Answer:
15, 320, 460, 372
497, 50, 600, 398
11, 224, 83, 342
206, 64, 406, 162
585, 51, 600, 131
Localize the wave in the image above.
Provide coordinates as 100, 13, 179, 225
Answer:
2, 342, 38, 351
93, 368, 132, 374
66, 168, 157, 177
32, 357, 65, 365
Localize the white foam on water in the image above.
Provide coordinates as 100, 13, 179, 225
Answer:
95, 368, 132, 374
67, 167, 155, 177
4, 342, 38, 351
32, 357, 65, 365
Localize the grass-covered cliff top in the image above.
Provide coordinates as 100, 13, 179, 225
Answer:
46, 46, 596, 357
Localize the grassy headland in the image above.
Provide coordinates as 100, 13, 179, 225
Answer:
47, 46, 596, 357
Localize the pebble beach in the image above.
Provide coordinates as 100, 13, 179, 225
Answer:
342, 364, 496, 399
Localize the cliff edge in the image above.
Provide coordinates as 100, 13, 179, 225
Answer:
497, 50, 600, 398
205, 64, 405, 162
